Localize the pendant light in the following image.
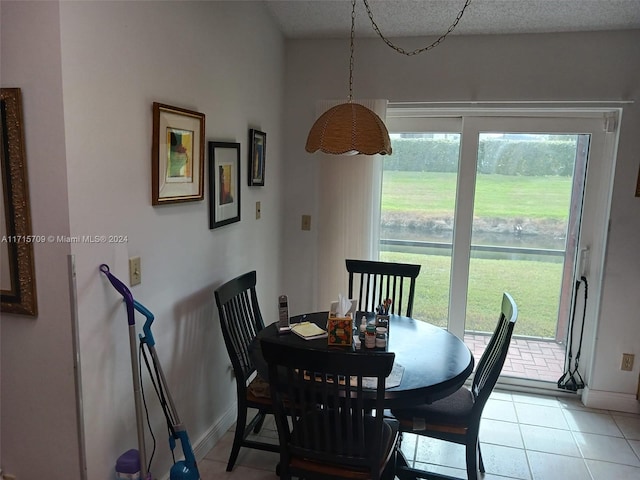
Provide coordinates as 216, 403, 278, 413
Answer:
305, 0, 392, 156
305, 0, 471, 156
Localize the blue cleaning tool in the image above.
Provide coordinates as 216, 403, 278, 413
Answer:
101, 264, 200, 480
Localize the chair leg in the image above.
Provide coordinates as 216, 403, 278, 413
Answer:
227, 406, 248, 471
466, 439, 479, 480
478, 441, 485, 473
253, 409, 267, 433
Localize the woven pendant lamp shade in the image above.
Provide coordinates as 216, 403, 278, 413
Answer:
305, 102, 392, 156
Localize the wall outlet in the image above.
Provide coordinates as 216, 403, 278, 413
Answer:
301, 214, 311, 231
621, 353, 634, 371
129, 256, 141, 286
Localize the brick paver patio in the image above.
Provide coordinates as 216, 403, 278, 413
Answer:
464, 332, 566, 383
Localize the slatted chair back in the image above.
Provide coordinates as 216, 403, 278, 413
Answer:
215, 270, 264, 383
214, 271, 278, 471
346, 259, 421, 317
471, 292, 518, 412
261, 338, 398, 480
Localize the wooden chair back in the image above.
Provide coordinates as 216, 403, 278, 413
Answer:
261, 338, 398, 480
346, 259, 421, 317
214, 270, 264, 384
471, 292, 518, 414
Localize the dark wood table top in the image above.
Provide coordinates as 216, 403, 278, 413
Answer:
254, 311, 474, 408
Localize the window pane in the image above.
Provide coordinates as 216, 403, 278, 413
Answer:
466, 133, 580, 338
380, 133, 460, 327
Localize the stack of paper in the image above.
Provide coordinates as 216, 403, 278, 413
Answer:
291, 321, 328, 340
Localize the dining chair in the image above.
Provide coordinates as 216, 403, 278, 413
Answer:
261, 337, 400, 480
346, 259, 421, 317
391, 292, 518, 480
213, 271, 278, 471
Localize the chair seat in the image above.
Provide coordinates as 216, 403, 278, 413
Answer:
391, 387, 473, 430
247, 375, 271, 402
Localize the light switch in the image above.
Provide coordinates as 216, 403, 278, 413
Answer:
129, 257, 141, 286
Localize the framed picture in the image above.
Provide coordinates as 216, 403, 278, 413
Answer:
248, 129, 266, 186
209, 141, 241, 229
152, 102, 205, 205
1, 88, 37, 316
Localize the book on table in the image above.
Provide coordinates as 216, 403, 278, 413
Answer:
291, 321, 328, 340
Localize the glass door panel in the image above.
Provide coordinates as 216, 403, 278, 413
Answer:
380, 130, 461, 328
466, 133, 583, 339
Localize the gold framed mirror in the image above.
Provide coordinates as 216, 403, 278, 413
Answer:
1, 88, 37, 316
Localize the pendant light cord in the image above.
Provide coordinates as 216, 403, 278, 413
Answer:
348, 0, 356, 103
362, 0, 472, 56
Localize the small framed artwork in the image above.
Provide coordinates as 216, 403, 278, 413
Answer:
248, 128, 266, 186
209, 141, 241, 229
152, 102, 205, 205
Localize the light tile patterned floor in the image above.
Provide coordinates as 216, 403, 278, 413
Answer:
465, 333, 567, 383
199, 391, 640, 479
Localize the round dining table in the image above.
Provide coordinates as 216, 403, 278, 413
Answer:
253, 311, 474, 409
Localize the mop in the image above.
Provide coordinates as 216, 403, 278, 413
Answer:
101, 264, 200, 480
558, 276, 588, 391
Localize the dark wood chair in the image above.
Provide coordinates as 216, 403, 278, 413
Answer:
391, 292, 518, 480
261, 337, 399, 480
214, 271, 278, 471
346, 259, 421, 317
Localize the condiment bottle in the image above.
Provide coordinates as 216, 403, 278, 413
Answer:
375, 326, 387, 349
359, 316, 367, 342
365, 324, 376, 349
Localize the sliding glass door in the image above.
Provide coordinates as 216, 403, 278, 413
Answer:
381, 110, 616, 385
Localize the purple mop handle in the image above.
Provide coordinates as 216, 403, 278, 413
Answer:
100, 264, 135, 326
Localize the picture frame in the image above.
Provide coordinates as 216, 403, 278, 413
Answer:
1, 88, 38, 316
248, 128, 266, 186
152, 102, 205, 205
209, 141, 241, 229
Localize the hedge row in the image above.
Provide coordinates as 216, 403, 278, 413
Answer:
384, 138, 577, 176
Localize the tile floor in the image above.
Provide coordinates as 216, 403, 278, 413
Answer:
198, 390, 640, 479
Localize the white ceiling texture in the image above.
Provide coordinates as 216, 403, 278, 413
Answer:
264, 0, 640, 39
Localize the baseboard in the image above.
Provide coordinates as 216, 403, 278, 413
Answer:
582, 386, 640, 414
158, 403, 237, 480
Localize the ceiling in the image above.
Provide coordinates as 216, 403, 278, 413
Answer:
264, 0, 640, 39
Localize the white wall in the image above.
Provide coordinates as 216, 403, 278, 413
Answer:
281, 31, 640, 404
1, 1, 81, 478
3, 1, 285, 478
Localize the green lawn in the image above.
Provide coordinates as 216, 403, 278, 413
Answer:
381, 251, 563, 338
380, 170, 571, 339
382, 171, 572, 219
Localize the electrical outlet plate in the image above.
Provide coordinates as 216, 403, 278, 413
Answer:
301, 214, 311, 231
129, 257, 141, 286
622, 353, 634, 371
